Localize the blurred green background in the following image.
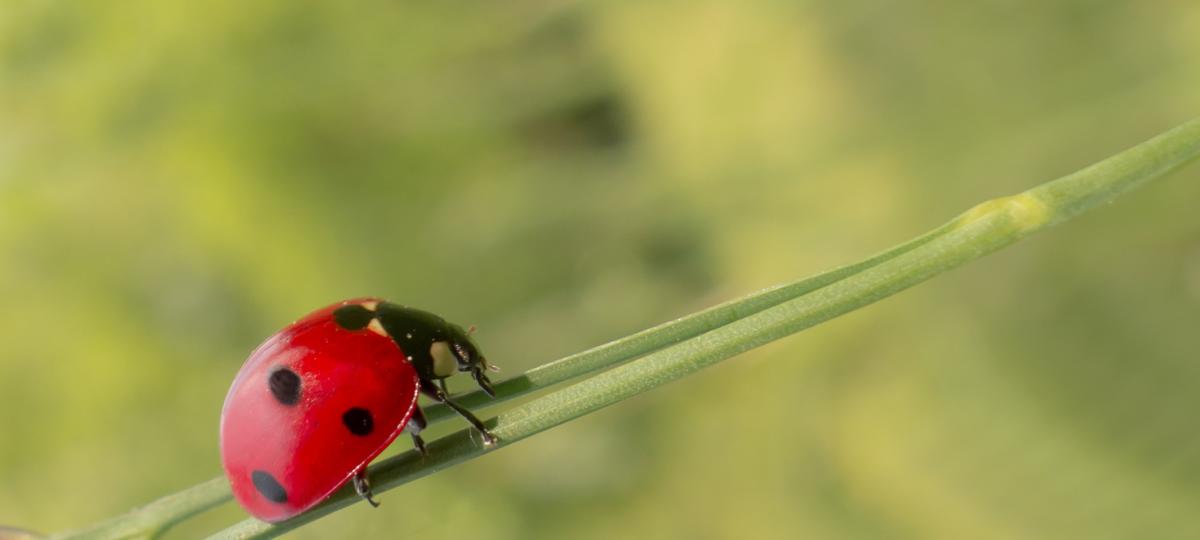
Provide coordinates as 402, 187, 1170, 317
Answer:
3, 1, 1200, 538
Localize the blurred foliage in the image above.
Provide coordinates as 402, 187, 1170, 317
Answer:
2, 1, 1200, 538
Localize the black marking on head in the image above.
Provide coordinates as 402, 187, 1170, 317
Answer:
268, 368, 301, 406
342, 407, 374, 436
251, 470, 288, 503
333, 305, 375, 331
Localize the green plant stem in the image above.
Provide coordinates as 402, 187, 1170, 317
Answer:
49, 117, 1200, 540
44, 478, 230, 540
208, 118, 1200, 539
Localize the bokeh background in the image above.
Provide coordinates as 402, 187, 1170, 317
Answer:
3, 1, 1200, 538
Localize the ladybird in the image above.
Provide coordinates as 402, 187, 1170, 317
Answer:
219, 298, 498, 522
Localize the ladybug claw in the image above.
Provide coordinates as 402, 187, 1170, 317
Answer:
411, 432, 429, 456
353, 470, 380, 508
472, 368, 496, 398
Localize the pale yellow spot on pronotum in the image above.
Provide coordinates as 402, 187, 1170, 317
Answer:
367, 319, 388, 337
430, 341, 457, 378
361, 301, 379, 311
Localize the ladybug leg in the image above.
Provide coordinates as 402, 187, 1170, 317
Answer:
407, 406, 429, 455
420, 381, 497, 446
352, 469, 380, 508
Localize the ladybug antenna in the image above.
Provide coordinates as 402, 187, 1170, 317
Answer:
461, 324, 496, 371
477, 354, 499, 372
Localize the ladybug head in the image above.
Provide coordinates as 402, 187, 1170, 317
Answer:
447, 323, 498, 397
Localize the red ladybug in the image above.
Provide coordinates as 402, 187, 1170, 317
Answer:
220, 298, 497, 522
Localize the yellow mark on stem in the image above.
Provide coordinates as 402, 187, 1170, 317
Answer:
959, 192, 1052, 234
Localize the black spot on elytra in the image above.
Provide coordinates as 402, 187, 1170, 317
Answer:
268, 368, 301, 406
252, 470, 288, 503
333, 305, 374, 331
342, 407, 374, 436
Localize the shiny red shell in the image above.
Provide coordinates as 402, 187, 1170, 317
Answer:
220, 298, 420, 522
